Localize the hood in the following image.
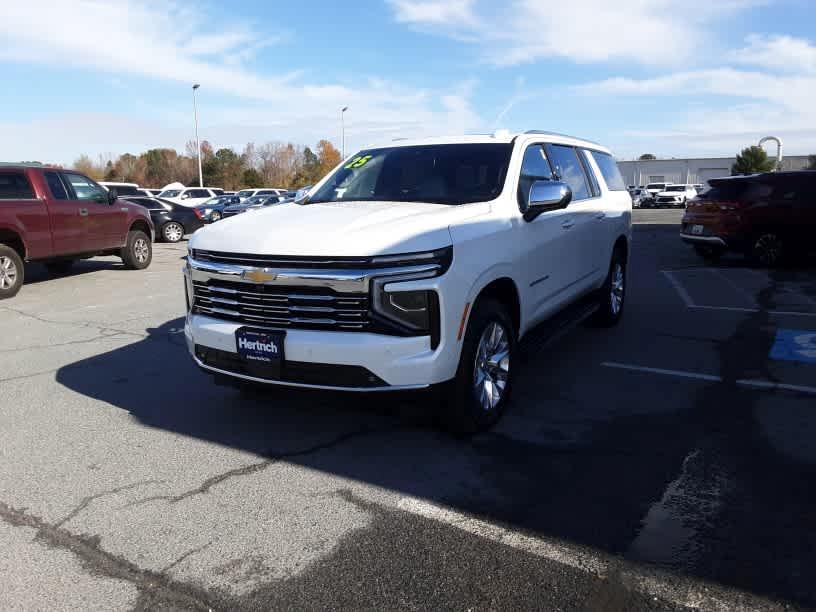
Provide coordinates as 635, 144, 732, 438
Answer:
190, 200, 489, 257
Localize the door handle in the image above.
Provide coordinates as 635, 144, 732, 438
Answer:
79, 208, 89, 216
561, 219, 575, 230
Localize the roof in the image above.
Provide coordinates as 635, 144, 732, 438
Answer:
365, 130, 611, 153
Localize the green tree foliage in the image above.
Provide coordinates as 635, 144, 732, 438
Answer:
638, 153, 657, 160
732, 146, 777, 175
242, 168, 264, 188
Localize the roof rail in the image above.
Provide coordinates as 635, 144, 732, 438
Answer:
523, 130, 603, 147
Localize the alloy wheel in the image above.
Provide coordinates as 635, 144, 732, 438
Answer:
134, 238, 150, 263
611, 263, 624, 315
754, 234, 781, 266
164, 223, 184, 242
0, 255, 18, 290
473, 321, 511, 412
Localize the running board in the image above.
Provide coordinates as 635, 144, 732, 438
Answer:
518, 292, 600, 361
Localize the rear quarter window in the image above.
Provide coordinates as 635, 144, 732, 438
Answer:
589, 151, 626, 191
0, 172, 35, 200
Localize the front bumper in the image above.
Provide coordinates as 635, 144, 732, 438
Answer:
185, 313, 443, 390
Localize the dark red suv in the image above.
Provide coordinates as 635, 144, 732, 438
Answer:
0, 164, 154, 299
681, 171, 816, 266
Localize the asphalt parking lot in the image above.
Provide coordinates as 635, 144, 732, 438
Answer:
2, 209, 816, 611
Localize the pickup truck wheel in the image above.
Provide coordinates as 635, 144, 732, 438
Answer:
591, 249, 626, 327
45, 260, 74, 275
0, 246, 24, 299
161, 222, 184, 243
445, 298, 516, 434
121, 230, 152, 270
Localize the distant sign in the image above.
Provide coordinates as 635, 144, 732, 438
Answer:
770, 329, 816, 364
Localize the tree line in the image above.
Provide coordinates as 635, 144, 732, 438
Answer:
72, 139, 342, 190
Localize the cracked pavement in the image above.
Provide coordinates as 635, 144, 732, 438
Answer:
2, 212, 816, 610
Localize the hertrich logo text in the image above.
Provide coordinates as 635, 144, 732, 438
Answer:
238, 337, 279, 356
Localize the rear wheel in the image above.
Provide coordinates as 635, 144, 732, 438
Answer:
0, 245, 24, 299
161, 222, 184, 243
591, 248, 626, 327
445, 298, 516, 434
45, 260, 74, 275
121, 230, 152, 270
751, 233, 783, 267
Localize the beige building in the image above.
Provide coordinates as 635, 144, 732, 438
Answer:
617, 155, 812, 187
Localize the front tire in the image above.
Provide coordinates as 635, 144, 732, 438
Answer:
592, 248, 626, 327
121, 230, 152, 270
0, 245, 24, 299
161, 222, 185, 243
445, 298, 516, 434
210, 211, 222, 222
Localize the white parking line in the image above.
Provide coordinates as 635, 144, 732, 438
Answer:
708, 269, 758, 307
601, 362, 722, 382
662, 271, 696, 307
736, 379, 816, 395
690, 305, 816, 317
397, 496, 766, 611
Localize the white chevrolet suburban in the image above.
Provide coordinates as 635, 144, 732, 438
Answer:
183, 131, 632, 432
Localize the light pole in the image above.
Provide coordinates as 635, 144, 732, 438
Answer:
341, 106, 348, 159
192, 83, 203, 187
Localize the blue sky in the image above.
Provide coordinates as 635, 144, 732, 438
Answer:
1, 0, 815, 164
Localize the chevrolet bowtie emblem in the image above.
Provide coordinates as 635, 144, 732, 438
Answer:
242, 268, 277, 283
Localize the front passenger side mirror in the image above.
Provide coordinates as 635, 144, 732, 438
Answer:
524, 180, 572, 221
106, 188, 118, 205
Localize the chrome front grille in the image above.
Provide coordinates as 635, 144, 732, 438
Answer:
191, 278, 370, 331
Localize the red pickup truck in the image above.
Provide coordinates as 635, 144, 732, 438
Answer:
0, 164, 154, 299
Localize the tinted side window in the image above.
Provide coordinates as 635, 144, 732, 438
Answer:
45, 171, 69, 200
62, 173, 106, 201
517, 145, 553, 208
113, 185, 141, 196
187, 189, 210, 198
579, 150, 601, 197
547, 145, 590, 201
589, 150, 626, 191
0, 172, 35, 199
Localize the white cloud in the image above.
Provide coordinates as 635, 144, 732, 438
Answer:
388, 0, 764, 66
0, 0, 485, 162
729, 34, 816, 73
389, 0, 479, 27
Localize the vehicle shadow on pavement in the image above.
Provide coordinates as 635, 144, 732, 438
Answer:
54, 304, 816, 608
24, 259, 127, 285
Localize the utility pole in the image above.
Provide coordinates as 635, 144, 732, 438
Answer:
192, 84, 203, 187
341, 106, 348, 159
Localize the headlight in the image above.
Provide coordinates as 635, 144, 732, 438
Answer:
368, 247, 451, 345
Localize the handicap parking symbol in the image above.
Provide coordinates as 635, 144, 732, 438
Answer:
770, 329, 816, 364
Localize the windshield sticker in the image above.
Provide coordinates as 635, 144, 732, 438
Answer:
344, 155, 372, 170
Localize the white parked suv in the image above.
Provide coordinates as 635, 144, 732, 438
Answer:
183, 131, 632, 432
654, 184, 697, 208
158, 187, 221, 207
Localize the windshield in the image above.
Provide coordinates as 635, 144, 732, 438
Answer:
308, 143, 513, 205
666, 185, 686, 192
159, 189, 181, 198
